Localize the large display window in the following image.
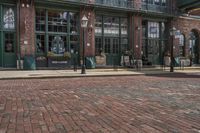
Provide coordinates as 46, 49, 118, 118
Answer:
35, 9, 79, 55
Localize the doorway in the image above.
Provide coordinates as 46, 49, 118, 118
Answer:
104, 37, 120, 66
2, 32, 16, 68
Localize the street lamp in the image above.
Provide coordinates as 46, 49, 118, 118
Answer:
81, 14, 88, 74
169, 27, 176, 72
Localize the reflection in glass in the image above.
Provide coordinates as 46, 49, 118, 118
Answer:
5, 33, 14, 53
36, 9, 46, 31
104, 17, 119, 35
70, 12, 79, 34
36, 35, 45, 53
3, 8, 15, 29
121, 18, 128, 35
95, 16, 102, 34
48, 11, 68, 33
49, 36, 67, 54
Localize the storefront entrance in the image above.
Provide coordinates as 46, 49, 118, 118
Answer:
0, 5, 16, 68
147, 40, 160, 65
1, 32, 16, 67
104, 37, 120, 65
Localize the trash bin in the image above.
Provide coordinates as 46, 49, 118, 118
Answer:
86, 57, 96, 69
23, 55, 36, 70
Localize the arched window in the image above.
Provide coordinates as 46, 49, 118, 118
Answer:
179, 34, 185, 56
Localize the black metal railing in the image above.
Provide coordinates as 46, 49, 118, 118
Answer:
80, 0, 134, 9
141, 3, 174, 14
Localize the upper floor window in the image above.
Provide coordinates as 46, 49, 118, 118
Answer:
143, 0, 167, 6
148, 22, 159, 38
3, 7, 15, 29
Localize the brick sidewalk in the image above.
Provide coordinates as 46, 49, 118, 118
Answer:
0, 75, 200, 133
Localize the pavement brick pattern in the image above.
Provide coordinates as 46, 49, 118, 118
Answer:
0, 74, 200, 133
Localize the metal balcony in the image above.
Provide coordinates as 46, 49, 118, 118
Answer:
80, 0, 134, 9
141, 3, 174, 14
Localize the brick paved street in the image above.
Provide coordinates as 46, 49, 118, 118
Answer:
0, 73, 200, 133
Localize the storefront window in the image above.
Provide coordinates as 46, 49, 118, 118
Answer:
148, 21, 159, 38
48, 11, 68, 33
3, 7, 15, 29
36, 34, 45, 53
95, 37, 103, 55
179, 34, 185, 56
70, 12, 79, 34
36, 9, 45, 32
5, 33, 14, 53
121, 18, 127, 35
48, 35, 67, 54
95, 16, 102, 34
35, 9, 79, 54
104, 17, 119, 36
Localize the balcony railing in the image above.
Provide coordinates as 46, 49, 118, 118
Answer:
80, 0, 134, 9
142, 3, 174, 14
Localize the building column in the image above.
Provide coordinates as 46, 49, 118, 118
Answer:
129, 14, 142, 59
19, 0, 35, 58
80, 7, 95, 58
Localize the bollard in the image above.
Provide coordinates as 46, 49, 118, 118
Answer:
136, 60, 142, 71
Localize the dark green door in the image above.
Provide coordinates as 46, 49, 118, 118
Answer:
3, 32, 16, 68
104, 37, 120, 66
0, 32, 2, 67
148, 40, 160, 65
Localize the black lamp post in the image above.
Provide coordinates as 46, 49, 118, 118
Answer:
81, 14, 88, 74
169, 27, 176, 72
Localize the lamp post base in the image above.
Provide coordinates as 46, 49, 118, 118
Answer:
81, 65, 86, 74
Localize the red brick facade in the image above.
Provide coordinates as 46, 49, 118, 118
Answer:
173, 17, 200, 59
19, 0, 35, 57
12, 0, 199, 68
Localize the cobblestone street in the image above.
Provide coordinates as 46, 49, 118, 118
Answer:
0, 73, 200, 133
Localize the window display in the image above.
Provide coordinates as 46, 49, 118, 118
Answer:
3, 8, 15, 29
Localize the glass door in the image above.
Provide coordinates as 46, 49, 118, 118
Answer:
3, 32, 16, 67
147, 40, 159, 65
104, 37, 119, 65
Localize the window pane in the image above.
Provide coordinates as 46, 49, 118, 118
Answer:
95, 16, 102, 34
121, 18, 128, 36
148, 21, 159, 38
36, 34, 45, 53
70, 35, 79, 53
95, 37, 103, 55
3, 7, 15, 29
70, 12, 79, 34
105, 38, 111, 53
48, 35, 67, 54
36, 9, 46, 31
104, 17, 119, 36
121, 38, 128, 53
48, 10, 68, 33
5, 33, 14, 53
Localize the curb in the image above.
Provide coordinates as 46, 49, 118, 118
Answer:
0, 71, 179, 80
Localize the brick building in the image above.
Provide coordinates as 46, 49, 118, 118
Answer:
0, 0, 199, 69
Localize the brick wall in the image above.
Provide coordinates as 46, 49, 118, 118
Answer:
19, 0, 35, 58
173, 17, 200, 59
80, 7, 95, 57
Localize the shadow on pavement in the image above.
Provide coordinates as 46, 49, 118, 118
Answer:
145, 72, 200, 79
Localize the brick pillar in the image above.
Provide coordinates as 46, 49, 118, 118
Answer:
129, 14, 142, 59
19, 0, 35, 58
80, 7, 95, 57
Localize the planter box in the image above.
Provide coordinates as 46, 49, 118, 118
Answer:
48, 58, 71, 68
96, 56, 106, 66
